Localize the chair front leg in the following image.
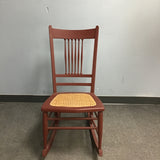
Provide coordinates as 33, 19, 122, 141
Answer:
42, 112, 60, 157
98, 111, 103, 156
42, 112, 48, 156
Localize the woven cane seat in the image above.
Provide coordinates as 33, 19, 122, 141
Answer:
50, 93, 96, 107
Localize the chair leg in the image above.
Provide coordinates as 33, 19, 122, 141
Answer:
88, 111, 103, 156
98, 111, 103, 156
55, 112, 60, 125
42, 112, 48, 156
42, 112, 59, 157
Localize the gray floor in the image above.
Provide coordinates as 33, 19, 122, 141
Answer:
0, 102, 160, 160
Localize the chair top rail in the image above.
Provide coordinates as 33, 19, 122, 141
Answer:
49, 26, 97, 39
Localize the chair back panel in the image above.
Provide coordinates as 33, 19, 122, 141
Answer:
49, 25, 99, 93
64, 39, 84, 75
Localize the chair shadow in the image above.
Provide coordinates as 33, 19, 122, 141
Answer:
89, 132, 99, 160
25, 112, 44, 160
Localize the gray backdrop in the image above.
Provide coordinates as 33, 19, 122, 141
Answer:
0, 0, 160, 96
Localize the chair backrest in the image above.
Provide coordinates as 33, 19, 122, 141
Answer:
49, 25, 99, 93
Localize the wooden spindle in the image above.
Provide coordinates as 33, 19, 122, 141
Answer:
80, 39, 83, 74
78, 39, 80, 74
71, 39, 73, 74
68, 39, 70, 74
74, 39, 77, 74
64, 39, 67, 74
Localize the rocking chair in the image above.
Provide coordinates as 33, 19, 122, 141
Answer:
41, 25, 104, 157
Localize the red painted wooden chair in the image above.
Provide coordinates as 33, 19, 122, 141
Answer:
41, 25, 105, 157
